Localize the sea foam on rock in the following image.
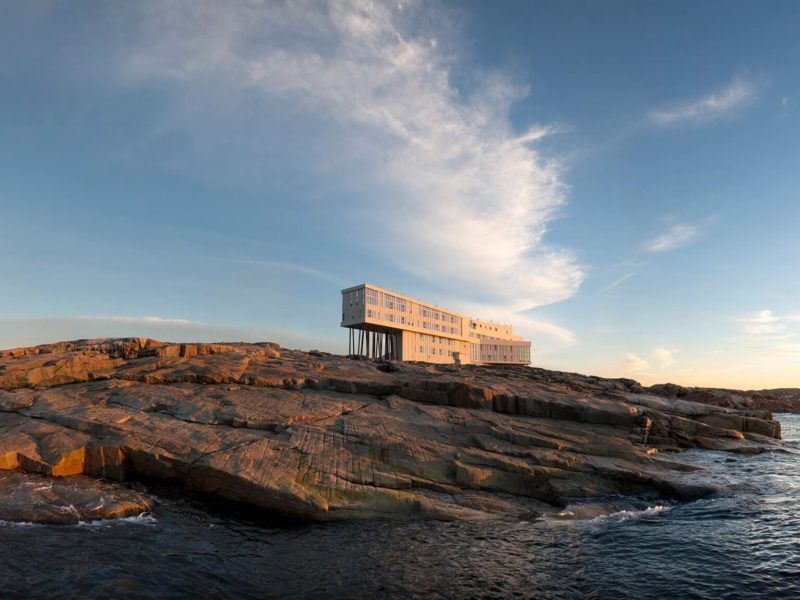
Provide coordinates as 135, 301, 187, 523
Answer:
0, 471, 152, 525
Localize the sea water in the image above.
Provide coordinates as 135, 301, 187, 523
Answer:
1, 415, 799, 599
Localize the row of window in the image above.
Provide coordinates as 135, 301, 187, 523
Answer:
479, 344, 531, 363
419, 346, 456, 357
365, 289, 409, 313
420, 306, 458, 324
355, 289, 463, 335
418, 334, 453, 346
354, 309, 459, 334
346, 289, 365, 307
470, 321, 505, 334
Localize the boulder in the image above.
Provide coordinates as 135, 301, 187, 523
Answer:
0, 471, 152, 524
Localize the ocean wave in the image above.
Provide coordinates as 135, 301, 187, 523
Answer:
76, 512, 159, 527
0, 519, 41, 528
588, 505, 672, 524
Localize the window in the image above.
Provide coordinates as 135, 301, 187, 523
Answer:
367, 289, 378, 305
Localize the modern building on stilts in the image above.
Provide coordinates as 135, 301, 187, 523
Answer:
340, 283, 532, 365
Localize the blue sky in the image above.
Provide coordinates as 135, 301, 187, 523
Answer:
1, 1, 798, 388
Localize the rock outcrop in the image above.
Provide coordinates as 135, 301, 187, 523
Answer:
0, 471, 152, 524
647, 383, 800, 414
0, 338, 783, 522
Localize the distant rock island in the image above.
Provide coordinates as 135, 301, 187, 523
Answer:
0, 338, 789, 524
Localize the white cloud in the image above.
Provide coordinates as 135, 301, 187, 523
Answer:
643, 223, 701, 253
625, 353, 649, 372
602, 272, 635, 292
508, 314, 576, 346
652, 346, 677, 369
649, 75, 758, 125
732, 310, 800, 362
120, 0, 584, 319
737, 309, 795, 337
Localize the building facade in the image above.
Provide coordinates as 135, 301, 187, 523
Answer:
341, 283, 531, 366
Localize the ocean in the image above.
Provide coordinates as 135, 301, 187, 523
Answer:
1, 414, 798, 599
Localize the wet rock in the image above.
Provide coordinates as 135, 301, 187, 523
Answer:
0, 471, 152, 524
660, 480, 723, 501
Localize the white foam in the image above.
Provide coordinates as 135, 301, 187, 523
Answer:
76, 512, 159, 527
589, 505, 671, 524
0, 520, 41, 528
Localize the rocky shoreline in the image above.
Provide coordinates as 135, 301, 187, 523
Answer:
0, 338, 784, 523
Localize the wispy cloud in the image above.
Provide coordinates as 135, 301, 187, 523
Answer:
653, 346, 677, 369
450, 299, 577, 346
732, 309, 800, 362
737, 309, 800, 338
602, 272, 635, 292
643, 223, 701, 253
781, 96, 791, 118
120, 0, 584, 324
237, 260, 346, 286
648, 75, 759, 125
626, 353, 649, 372
78, 315, 204, 326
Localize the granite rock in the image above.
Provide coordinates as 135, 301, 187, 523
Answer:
0, 338, 783, 521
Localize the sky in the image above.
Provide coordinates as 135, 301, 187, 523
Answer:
1, 0, 798, 389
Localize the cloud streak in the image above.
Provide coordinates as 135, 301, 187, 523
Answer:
77, 315, 204, 326
602, 272, 635, 292
121, 0, 584, 331
237, 260, 346, 286
643, 223, 701, 253
648, 75, 758, 125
